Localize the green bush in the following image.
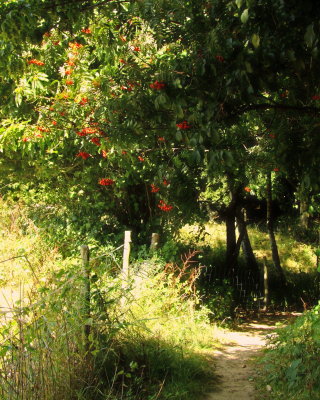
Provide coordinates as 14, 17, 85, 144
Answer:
258, 304, 320, 400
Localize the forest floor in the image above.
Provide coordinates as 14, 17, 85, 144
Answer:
204, 312, 300, 400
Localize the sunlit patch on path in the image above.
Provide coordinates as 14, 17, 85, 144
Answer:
205, 313, 300, 400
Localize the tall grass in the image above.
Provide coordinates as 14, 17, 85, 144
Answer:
0, 258, 217, 399
0, 201, 218, 399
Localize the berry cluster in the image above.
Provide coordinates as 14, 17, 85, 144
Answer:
215, 55, 224, 63
150, 184, 160, 193
76, 127, 101, 136
27, 59, 45, 66
99, 178, 115, 186
176, 121, 191, 129
69, 42, 83, 49
37, 126, 50, 132
90, 137, 101, 146
79, 97, 88, 105
157, 200, 173, 212
76, 152, 91, 160
150, 81, 165, 90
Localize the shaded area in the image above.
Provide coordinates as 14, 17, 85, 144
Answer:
203, 313, 298, 400
235, 311, 301, 333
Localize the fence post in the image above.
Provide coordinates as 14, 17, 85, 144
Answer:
121, 231, 132, 306
81, 245, 90, 352
150, 233, 160, 251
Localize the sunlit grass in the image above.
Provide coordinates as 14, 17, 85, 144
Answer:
179, 222, 316, 274
0, 199, 220, 400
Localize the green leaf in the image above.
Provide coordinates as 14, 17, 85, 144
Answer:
235, 0, 243, 8
245, 61, 253, 73
241, 9, 249, 23
251, 33, 260, 48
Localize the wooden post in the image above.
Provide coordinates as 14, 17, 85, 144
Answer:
121, 231, 132, 306
150, 233, 160, 251
262, 257, 269, 311
81, 245, 90, 351
122, 231, 132, 280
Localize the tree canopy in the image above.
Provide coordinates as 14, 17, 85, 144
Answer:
1, 0, 320, 243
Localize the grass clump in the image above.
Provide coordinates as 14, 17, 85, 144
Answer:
257, 305, 320, 400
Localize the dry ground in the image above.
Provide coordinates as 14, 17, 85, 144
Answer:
205, 313, 299, 400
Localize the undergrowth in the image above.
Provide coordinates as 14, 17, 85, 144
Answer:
178, 223, 319, 309
0, 256, 217, 400
257, 305, 320, 400
0, 202, 218, 399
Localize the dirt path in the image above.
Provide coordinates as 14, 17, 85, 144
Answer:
205, 313, 299, 400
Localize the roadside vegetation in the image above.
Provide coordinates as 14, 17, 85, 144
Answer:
0, 200, 218, 400
1, 199, 320, 399
257, 305, 320, 400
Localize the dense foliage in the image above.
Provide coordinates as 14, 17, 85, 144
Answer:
1, 0, 320, 243
1, 3, 320, 399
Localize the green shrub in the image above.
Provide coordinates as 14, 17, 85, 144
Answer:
258, 304, 320, 400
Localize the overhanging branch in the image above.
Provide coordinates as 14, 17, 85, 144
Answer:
236, 103, 320, 115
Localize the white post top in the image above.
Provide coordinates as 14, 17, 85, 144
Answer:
124, 230, 132, 242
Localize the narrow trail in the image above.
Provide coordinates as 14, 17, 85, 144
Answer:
205, 313, 299, 400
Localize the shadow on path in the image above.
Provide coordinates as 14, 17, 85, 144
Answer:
204, 312, 300, 400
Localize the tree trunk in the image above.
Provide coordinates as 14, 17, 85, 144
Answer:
300, 200, 310, 230
266, 172, 286, 286
225, 174, 238, 274
225, 211, 237, 271
236, 209, 260, 282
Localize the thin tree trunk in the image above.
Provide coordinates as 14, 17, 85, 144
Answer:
266, 172, 286, 285
226, 211, 237, 271
225, 173, 238, 273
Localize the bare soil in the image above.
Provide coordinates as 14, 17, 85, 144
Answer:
205, 313, 299, 400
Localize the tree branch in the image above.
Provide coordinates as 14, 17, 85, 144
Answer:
236, 102, 320, 115
41, 0, 129, 11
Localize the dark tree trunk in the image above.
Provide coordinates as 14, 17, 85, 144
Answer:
225, 211, 237, 271
236, 208, 260, 282
299, 200, 310, 230
266, 172, 286, 286
225, 173, 241, 274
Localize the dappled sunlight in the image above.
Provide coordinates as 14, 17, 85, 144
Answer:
204, 313, 298, 400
